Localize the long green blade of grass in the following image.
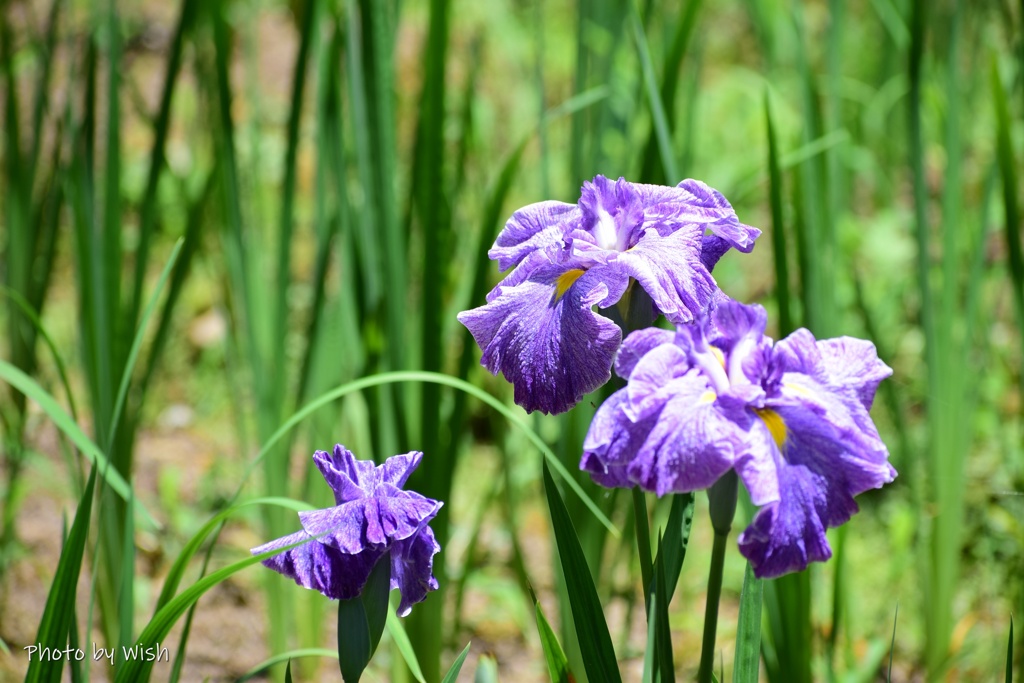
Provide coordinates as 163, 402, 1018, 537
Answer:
25, 465, 97, 683
733, 562, 763, 683
0, 360, 154, 525
542, 461, 622, 683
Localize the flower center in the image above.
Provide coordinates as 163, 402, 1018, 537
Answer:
592, 207, 632, 252
755, 408, 787, 449
554, 269, 586, 301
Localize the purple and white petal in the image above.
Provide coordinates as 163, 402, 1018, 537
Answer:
614, 327, 675, 379
253, 530, 386, 600
379, 451, 425, 488
489, 201, 578, 271
578, 176, 645, 252
614, 226, 717, 325
581, 389, 654, 489
300, 501, 385, 553
391, 526, 441, 617
457, 265, 626, 414
624, 373, 743, 496
668, 180, 760, 252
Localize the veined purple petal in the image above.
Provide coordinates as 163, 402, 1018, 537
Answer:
391, 525, 441, 617
623, 372, 746, 496
457, 264, 626, 414
614, 226, 717, 324
614, 328, 675, 378
253, 530, 386, 600
490, 201, 579, 271
314, 444, 376, 505
670, 179, 761, 252
254, 445, 442, 614
581, 389, 663, 489
579, 176, 645, 251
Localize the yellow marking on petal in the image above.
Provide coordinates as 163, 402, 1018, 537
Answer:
554, 269, 586, 301
711, 347, 726, 368
755, 408, 788, 449
698, 390, 717, 405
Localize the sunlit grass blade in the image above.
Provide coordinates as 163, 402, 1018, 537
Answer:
105, 238, 184, 447
237, 371, 619, 537
542, 461, 622, 683
651, 535, 674, 682
0, 360, 154, 525
633, 488, 654, 610
534, 595, 572, 683
25, 465, 96, 683
152, 497, 314, 614
238, 649, 338, 682
763, 91, 792, 336
733, 562, 763, 683
441, 642, 472, 683
387, 607, 428, 683
128, 0, 198, 333
991, 55, 1024, 367
887, 604, 898, 683
630, 0, 679, 183
638, 0, 701, 184
115, 534, 333, 683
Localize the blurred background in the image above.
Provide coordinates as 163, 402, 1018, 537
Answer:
0, 0, 1021, 681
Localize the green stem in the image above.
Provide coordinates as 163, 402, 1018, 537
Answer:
632, 486, 653, 612
697, 530, 730, 683
698, 469, 738, 683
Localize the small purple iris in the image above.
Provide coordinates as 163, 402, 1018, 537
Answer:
457, 175, 760, 415
252, 445, 442, 616
580, 299, 896, 577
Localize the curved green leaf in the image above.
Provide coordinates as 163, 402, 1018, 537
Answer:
542, 461, 621, 683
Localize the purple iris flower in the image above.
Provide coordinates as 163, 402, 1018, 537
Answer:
580, 299, 896, 578
457, 175, 760, 415
252, 445, 442, 616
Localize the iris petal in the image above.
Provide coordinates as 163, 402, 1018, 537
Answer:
458, 264, 626, 414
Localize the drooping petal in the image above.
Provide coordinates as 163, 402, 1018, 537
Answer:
489, 201, 579, 271
253, 530, 386, 600
300, 501, 385, 553
391, 526, 441, 617
613, 226, 717, 324
581, 389, 656, 489
457, 264, 626, 414
736, 402, 893, 577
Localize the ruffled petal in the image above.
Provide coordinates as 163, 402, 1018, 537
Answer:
736, 401, 894, 577
489, 201, 579, 271
815, 337, 892, 411
391, 526, 441, 617
374, 487, 443, 541
614, 226, 717, 324
624, 374, 745, 496
581, 389, 656, 489
300, 501, 384, 552
314, 444, 376, 505
614, 327, 675, 379
252, 531, 385, 600
379, 451, 424, 488
666, 179, 760, 252
457, 265, 625, 414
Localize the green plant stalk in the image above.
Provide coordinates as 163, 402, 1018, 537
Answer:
697, 531, 730, 683
699, 469, 737, 683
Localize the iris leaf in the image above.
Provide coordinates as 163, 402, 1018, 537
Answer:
542, 461, 621, 683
